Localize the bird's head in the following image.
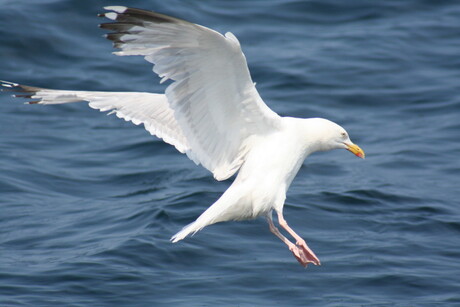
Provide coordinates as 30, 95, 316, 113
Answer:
307, 118, 365, 159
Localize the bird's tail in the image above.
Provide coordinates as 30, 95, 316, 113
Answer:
171, 185, 246, 243
170, 220, 204, 243
170, 200, 228, 242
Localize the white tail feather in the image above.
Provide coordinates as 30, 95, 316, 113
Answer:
171, 221, 202, 243
171, 184, 249, 242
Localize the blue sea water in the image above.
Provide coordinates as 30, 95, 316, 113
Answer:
1, 0, 459, 306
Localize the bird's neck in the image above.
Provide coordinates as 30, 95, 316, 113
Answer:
281, 117, 329, 155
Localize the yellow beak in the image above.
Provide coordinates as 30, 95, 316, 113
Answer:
346, 143, 365, 159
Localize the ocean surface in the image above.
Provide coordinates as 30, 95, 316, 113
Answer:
1, 1, 459, 306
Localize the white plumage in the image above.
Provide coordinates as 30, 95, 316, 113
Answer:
1, 6, 365, 267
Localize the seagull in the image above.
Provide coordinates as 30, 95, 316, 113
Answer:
1, 6, 365, 267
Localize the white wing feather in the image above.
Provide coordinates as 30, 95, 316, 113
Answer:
101, 6, 281, 180
0, 81, 188, 153
2, 7, 282, 181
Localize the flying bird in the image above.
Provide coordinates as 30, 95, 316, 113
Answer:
1, 6, 365, 267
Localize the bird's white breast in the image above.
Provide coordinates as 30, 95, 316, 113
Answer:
232, 118, 310, 217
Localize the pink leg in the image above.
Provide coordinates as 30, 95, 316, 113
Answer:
275, 211, 321, 266
266, 214, 319, 267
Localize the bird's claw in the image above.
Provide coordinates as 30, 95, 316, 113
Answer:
288, 241, 321, 267
296, 241, 321, 266
290, 246, 309, 267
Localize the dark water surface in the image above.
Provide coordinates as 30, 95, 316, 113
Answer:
1, 1, 459, 306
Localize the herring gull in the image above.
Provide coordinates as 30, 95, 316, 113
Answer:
1, 6, 365, 267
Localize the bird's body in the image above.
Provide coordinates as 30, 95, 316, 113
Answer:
1, 6, 364, 267
174, 117, 309, 239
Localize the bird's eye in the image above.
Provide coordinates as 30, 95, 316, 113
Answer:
341, 132, 347, 138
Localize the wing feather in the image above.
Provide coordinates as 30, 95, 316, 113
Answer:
101, 6, 281, 180
0, 81, 188, 153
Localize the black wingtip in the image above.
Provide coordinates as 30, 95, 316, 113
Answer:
99, 22, 138, 32
98, 7, 184, 49
1, 80, 19, 89
0, 81, 42, 104
100, 6, 180, 25
105, 32, 131, 43
0, 80, 41, 96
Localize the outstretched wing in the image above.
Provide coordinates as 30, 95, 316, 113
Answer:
100, 6, 281, 180
0, 81, 188, 153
